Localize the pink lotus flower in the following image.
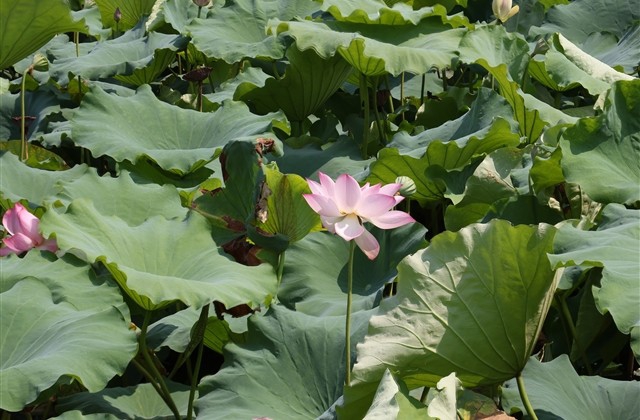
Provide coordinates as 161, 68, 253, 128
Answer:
0, 203, 57, 256
303, 172, 415, 260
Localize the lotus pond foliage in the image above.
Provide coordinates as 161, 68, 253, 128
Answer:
0, 0, 639, 419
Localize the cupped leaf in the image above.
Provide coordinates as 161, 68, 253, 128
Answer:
548, 204, 640, 358
279, 223, 428, 316
361, 370, 429, 419
502, 355, 640, 419
49, 24, 186, 86
269, 18, 466, 76
55, 381, 193, 419
187, 0, 320, 63
0, 253, 137, 412
195, 305, 371, 420
255, 164, 322, 244
238, 44, 353, 122
0, 152, 89, 205
0, 88, 61, 141
71, 85, 277, 174
94, 0, 156, 31
55, 169, 187, 226
0, 0, 87, 70
40, 199, 277, 310
345, 221, 557, 416
560, 79, 640, 205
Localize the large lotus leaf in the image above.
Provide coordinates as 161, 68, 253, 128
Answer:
268, 19, 467, 76
71, 85, 277, 174
457, 24, 530, 83
255, 163, 322, 244
55, 381, 193, 419
187, 0, 320, 64
344, 221, 557, 416
559, 79, 640, 205
0, 89, 61, 141
149, 0, 223, 33
548, 204, 640, 358
239, 45, 353, 122
444, 147, 525, 231
360, 370, 429, 419
530, 0, 640, 44
55, 169, 187, 225
279, 223, 427, 316
49, 25, 186, 86
0, 257, 137, 412
388, 88, 520, 158
195, 305, 371, 420
589, 23, 640, 74
94, 0, 156, 31
323, 0, 469, 26
502, 355, 640, 419
0, 152, 89, 204
369, 118, 521, 205
275, 136, 373, 179
0, 141, 68, 171
0, 0, 87, 70
530, 33, 635, 96
207, 66, 271, 104
40, 199, 277, 311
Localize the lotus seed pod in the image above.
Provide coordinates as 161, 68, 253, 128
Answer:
192, 0, 211, 6
395, 176, 416, 197
31, 53, 49, 72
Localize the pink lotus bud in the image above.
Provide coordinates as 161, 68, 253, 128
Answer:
114, 7, 122, 23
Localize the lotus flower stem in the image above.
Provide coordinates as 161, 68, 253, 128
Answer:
371, 80, 386, 145
20, 72, 27, 161
556, 295, 593, 375
516, 371, 538, 420
187, 304, 209, 420
276, 251, 286, 290
131, 358, 165, 398
344, 240, 356, 387
359, 73, 370, 159
139, 311, 181, 419
400, 72, 405, 120
420, 73, 426, 106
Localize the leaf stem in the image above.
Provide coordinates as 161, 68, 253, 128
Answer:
515, 371, 538, 420
359, 72, 370, 159
556, 294, 593, 375
139, 311, 181, 420
187, 304, 209, 420
20, 71, 27, 162
276, 251, 285, 291
345, 240, 356, 387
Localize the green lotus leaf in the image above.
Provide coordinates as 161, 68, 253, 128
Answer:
149, 0, 221, 34
207, 66, 271, 104
588, 23, 640, 74
531, 33, 635, 96
71, 85, 277, 174
40, 199, 277, 310
93, 0, 156, 31
530, 0, 640, 44
49, 24, 186, 86
72, 5, 113, 39
275, 136, 373, 180
55, 381, 193, 419
323, 0, 469, 27
359, 370, 429, 419
502, 355, 640, 419
458, 24, 530, 83
0, 141, 68, 171
548, 204, 640, 358
0, 253, 137, 412
0, 0, 87, 70
187, 0, 320, 63
195, 305, 372, 420
559, 79, 640, 205
0, 152, 89, 205
238, 45, 353, 123
279, 223, 427, 316
388, 88, 520, 158
345, 221, 557, 416
56, 169, 187, 225
0, 89, 61, 142
268, 18, 467, 76
256, 164, 323, 244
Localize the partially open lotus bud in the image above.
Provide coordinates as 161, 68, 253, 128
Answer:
492, 0, 519, 23
395, 176, 417, 197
